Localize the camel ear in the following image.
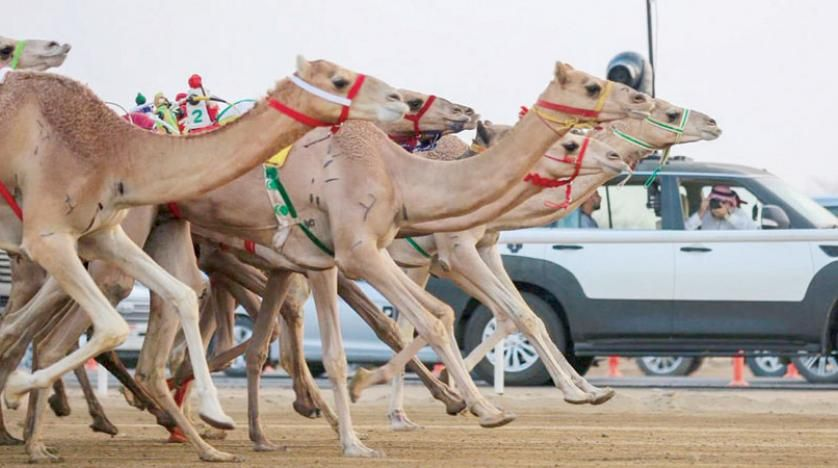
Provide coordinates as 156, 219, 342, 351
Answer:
476, 121, 492, 145
554, 62, 573, 85
296, 55, 312, 77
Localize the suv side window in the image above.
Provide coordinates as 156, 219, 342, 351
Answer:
677, 178, 763, 227
594, 183, 662, 230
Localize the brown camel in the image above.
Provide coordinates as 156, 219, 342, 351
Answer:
353, 101, 722, 422
0, 57, 407, 462
127, 62, 651, 457
11, 91, 476, 460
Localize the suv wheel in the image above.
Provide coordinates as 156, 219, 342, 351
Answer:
746, 356, 787, 377
792, 355, 838, 383
636, 356, 703, 377
463, 292, 571, 386
223, 315, 254, 377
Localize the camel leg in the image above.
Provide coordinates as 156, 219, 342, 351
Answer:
23, 344, 61, 464
277, 286, 339, 431
2, 231, 133, 411
336, 272, 464, 415
77, 226, 233, 430
74, 362, 118, 436
341, 247, 514, 428
478, 243, 614, 404
308, 268, 379, 457
432, 244, 590, 403
47, 378, 71, 417
246, 270, 292, 452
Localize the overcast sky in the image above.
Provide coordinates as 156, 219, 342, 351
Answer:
8, 0, 837, 194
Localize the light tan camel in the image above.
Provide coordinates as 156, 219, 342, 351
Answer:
350, 101, 722, 422
0, 36, 70, 73
128, 63, 651, 457
0, 33, 72, 446
0, 57, 407, 462
10, 90, 476, 460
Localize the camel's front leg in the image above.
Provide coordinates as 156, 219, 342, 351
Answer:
245, 270, 292, 452
478, 243, 614, 404
340, 246, 514, 429
309, 268, 380, 457
336, 271, 465, 416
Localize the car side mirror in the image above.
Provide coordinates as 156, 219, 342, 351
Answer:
761, 204, 790, 229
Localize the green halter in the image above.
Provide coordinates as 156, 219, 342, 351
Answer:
8, 40, 26, 70
642, 108, 691, 187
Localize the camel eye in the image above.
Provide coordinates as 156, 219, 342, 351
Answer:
585, 83, 601, 97
562, 141, 580, 153
666, 111, 680, 122
0, 46, 13, 57
406, 99, 423, 111
331, 77, 350, 89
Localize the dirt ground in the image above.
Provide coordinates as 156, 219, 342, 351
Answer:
2, 379, 838, 467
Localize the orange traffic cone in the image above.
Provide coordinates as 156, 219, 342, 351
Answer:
784, 362, 802, 379
729, 355, 749, 387
607, 356, 622, 377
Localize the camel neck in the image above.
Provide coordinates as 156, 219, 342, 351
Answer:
388, 111, 569, 230
114, 80, 315, 207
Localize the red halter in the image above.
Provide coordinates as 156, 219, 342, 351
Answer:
268, 73, 367, 134
389, 95, 436, 151
523, 136, 591, 210
0, 182, 22, 220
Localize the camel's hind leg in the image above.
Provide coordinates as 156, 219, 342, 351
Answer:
478, 243, 614, 404
3, 232, 131, 411
80, 225, 234, 430
73, 358, 118, 436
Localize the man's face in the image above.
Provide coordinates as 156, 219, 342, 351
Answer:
590, 191, 602, 211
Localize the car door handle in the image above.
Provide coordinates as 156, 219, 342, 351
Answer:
680, 246, 712, 253
552, 245, 583, 250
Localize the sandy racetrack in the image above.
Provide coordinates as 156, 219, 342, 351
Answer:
2, 382, 838, 467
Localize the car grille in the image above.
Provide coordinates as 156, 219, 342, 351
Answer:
0, 250, 11, 284
117, 299, 150, 323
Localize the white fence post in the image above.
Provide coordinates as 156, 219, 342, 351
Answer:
96, 362, 108, 397
494, 337, 505, 395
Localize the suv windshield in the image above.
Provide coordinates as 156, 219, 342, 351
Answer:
759, 177, 838, 228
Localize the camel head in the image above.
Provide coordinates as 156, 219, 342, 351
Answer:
381, 90, 474, 136
537, 62, 653, 123
596, 99, 722, 164
473, 120, 512, 151
541, 130, 629, 179
0, 36, 71, 71
288, 56, 407, 125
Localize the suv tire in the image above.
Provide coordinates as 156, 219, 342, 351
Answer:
636, 356, 703, 377
792, 355, 838, 383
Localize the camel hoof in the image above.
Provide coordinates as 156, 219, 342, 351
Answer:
348, 368, 375, 403
27, 443, 62, 464
343, 443, 384, 458
4, 370, 32, 410
388, 410, 422, 432
167, 427, 188, 444
292, 400, 321, 419
199, 412, 235, 431
253, 439, 288, 452
200, 426, 228, 440
563, 394, 590, 405
90, 416, 119, 436
445, 397, 467, 416
199, 448, 242, 463
0, 429, 23, 446
589, 387, 616, 405
479, 411, 517, 429
47, 393, 71, 417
